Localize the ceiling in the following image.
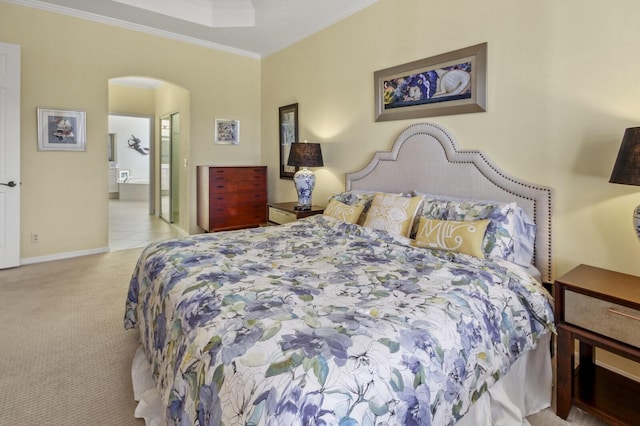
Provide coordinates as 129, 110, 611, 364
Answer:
8, 0, 379, 58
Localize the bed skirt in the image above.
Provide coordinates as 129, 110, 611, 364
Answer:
131, 333, 552, 426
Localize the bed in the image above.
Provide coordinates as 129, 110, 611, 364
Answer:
125, 122, 555, 425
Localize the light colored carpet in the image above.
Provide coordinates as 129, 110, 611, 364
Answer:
0, 249, 144, 426
0, 249, 609, 425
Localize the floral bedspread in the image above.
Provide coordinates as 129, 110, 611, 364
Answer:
124, 215, 554, 426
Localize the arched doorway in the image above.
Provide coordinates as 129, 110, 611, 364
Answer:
107, 76, 190, 250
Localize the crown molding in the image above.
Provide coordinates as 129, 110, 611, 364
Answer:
3, 0, 261, 59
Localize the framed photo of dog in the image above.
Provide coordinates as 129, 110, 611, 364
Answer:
374, 43, 487, 122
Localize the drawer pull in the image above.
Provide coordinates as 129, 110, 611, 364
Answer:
607, 308, 640, 322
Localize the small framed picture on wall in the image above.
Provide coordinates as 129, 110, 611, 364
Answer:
214, 118, 240, 145
118, 169, 130, 183
37, 107, 86, 151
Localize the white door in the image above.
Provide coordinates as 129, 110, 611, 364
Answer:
0, 42, 21, 269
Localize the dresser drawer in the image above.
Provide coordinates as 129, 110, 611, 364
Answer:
268, 207, 296, 225
210, 168, 266, 194
211, 203, 267, 230
211, 191, 266, 206
565, 290, 640, 348
210, 167, 265, 181
210, 180, 266, 194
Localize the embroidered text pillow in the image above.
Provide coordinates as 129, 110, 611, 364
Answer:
413, 217, 490, 258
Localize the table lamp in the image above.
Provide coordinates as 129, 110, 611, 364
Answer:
609, 127, 640, 240
287, 141, 324, 210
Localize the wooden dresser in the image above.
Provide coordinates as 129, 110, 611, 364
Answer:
197, 166, 267, 232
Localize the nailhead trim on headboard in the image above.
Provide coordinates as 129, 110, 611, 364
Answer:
346, 122, 554, 283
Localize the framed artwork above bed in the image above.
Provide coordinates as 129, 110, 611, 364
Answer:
374, 43, 487, 121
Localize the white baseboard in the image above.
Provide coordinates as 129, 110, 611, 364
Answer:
21, 247, 110, 265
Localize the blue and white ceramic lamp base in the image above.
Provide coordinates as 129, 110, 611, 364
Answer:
293, 167, 315, 210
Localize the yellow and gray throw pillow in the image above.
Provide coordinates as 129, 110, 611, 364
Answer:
362, 193, 423, 237
323, 199, 365, 224
413, 217, 490, 258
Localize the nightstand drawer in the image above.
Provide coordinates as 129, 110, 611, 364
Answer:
268, 207, 296, 224
565, 290, 640, 348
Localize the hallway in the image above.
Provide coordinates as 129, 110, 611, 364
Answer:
109, 200, 184, 251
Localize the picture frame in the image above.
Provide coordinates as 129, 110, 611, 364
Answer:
279, 103, 299, 179
118, 169, 130, 183
37, 107, 86, 151
374, 42, 487, 122
214, 118, 240, 145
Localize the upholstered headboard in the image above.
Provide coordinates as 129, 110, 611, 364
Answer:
346, 123, 554, 284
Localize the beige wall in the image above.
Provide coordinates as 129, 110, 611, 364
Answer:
0, 2, 261, 260
109, 85, 155, 116
262, 0, 640, 279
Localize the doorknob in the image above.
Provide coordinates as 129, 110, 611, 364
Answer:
0, 181, 17, 187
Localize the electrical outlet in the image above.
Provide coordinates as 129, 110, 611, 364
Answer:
31, 233, 39, 243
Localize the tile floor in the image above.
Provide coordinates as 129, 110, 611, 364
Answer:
109, 199, 184, 251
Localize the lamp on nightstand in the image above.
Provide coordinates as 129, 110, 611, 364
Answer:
287, 141, 324, 210
609, 127, 640, 240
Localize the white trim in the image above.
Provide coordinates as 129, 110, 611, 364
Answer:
21, 247, 110, 265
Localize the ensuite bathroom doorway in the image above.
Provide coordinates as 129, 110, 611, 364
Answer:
107, 76, 188, 249
108, 114, 153, 211
108, 114, 157, 250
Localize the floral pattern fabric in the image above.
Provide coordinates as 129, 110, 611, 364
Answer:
412, 193, 537, 267
124, 215, 554, 426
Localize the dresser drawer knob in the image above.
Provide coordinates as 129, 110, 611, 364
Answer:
607, 308, 640, 322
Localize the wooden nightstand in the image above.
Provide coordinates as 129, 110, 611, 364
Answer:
267, 202, 324, 225
555, 264, 640, 425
